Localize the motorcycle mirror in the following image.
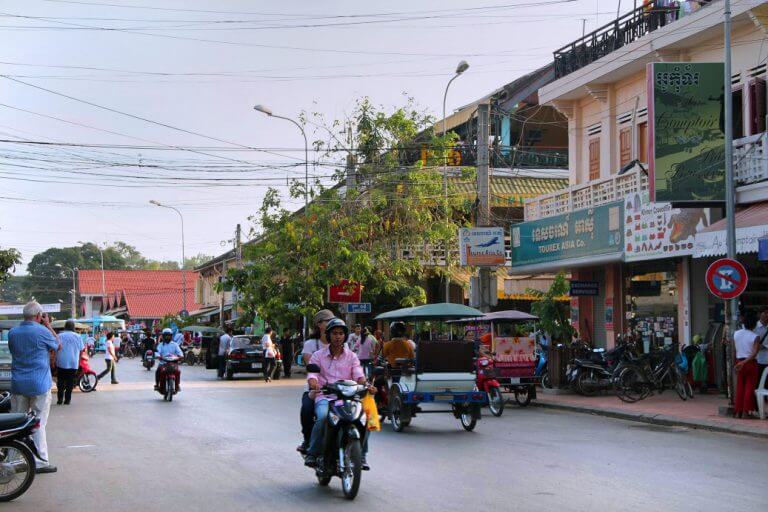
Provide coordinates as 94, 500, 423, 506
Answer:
306, 363, 321, 373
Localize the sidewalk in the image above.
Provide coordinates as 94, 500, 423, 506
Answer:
533, 390, 768, 439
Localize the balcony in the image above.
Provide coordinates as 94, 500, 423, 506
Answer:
734, 132, 768, 187
433, 145, 568, 169
553, 0, 714, 79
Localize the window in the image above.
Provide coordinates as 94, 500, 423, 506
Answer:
733, 88, 744, 139
588, 138, 600, 181
638, 122, 648, 164
619, 128, 632, 167
749, 78, 766, 135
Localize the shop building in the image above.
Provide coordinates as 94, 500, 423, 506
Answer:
513, 0, 768, 353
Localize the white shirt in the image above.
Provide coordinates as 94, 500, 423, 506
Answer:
104, 339, 115, 360
262, 334, 275, 358
755, 321, 768, 365
734, 328, 758, 359
218, 334, 232, 356
347, 333, 361, 351
301, 337, 329, 391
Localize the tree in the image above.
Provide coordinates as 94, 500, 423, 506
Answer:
0, 247, 21, 285
527, 272, 574, 343
183, 254, 214, 270
227, 97, 471, 327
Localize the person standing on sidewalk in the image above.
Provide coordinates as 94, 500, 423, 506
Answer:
8, 301, 60, 473
262, 327, 276, 382
97, 332, 119, 384
279, 328, 294, 378
733, 313, 761, 419
755, 307, 768, 390
55, 320, 84, 405
217, 327, 232, 379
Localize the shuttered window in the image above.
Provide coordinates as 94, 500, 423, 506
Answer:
638, 122, 648, 164
619, 128, 632, 167
588, 138, 600, 181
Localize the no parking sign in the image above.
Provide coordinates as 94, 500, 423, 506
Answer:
705, 258, 748, 300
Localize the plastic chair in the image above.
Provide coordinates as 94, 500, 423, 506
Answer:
756, 366, 768, 420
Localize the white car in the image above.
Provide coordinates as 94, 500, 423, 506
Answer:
0, 342, 11, 391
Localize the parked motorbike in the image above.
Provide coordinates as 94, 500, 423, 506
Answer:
303, 364, 368, 500
0, 412, 40, 501
534, 343, 551, 389
568, 341, 636, 396
143, 350, 155, 371
476, 355, 503, 417
156, 355, 181, 402
0, 392, 10, 413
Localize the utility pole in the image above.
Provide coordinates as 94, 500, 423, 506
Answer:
476, 103, 493, 313
345, 126, 357, 326
723, 0, 738, 408
231, 224, 242, 323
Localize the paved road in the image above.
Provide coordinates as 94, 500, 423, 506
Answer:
13, 354, 768, 512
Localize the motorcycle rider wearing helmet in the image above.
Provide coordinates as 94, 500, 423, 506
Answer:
154, 328, 183, 392
305, 318, 374, 470
382, 321, 415, 368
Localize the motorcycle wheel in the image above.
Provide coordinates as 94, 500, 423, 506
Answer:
78, 373, 97, 393
184, 352, 195, 366
165, 378, 174, 402
316, 475, 331, 486
340, 440, 362, 500
389, 393, 409, 433
613, 365, 647, 403
541, 371, 552, 389
459, 407, 477, 431
514, 387, 532, 407
0, 440, 36, 502
273, 367, 282, 381
576, 370, 600, 397
488, 387, 504, 417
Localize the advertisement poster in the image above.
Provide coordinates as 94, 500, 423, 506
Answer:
624, 191, 709, 261
570, 298, 579, 328
494, 336, 536, 363
648, 62, 725, 203
605, 298, 614, 331
458, 227, 506, 266
511, 202, 623, 267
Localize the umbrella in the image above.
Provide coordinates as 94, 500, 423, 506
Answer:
181, 325, 223, 334
375, 303, 484, 321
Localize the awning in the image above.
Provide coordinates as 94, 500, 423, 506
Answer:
694, 202, 768, 257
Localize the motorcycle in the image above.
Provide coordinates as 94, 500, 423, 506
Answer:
143, 350, 155, 371
534, 342, 551, 389
568, 340, 636, 396
476, 355, 504, 417
0, 412, 40, 501
77, 355, 98, 393
0, 392, 10, 413
156, 355, 181, 402
304, 364, 368, 501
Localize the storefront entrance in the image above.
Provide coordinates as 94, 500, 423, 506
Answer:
625, 260, 678, 353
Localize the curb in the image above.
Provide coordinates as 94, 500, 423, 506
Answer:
534, 401, 768, 440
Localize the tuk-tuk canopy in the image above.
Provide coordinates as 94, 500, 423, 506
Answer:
450, 310, 539, 323
51, 320, 91, 330
181, 325, 223, 335
375, 303, 484, 321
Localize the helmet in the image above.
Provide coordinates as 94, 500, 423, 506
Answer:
325, 318, 349, 336
389, 321, 407, 338
162, 328, 173, 335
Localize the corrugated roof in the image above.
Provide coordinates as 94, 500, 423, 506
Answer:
450, 175, 567, 206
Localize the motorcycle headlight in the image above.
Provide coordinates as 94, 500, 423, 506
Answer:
337, 384, 359, 398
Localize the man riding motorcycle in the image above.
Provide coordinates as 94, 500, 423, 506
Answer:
154, 328, 183, 392
305, 318, 374, 470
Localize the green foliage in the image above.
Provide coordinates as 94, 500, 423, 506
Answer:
0, 247, 21, 285
527, 272, 574, 343
228, 97, 470, 327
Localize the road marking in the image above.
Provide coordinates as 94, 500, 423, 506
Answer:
66, 444, 95, 449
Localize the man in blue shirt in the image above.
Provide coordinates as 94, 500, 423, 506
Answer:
55, 320, 84, 405
154, 328, 183, 392
8, 301, 60, 474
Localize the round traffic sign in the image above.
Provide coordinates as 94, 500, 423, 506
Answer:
705, 258, 748, 300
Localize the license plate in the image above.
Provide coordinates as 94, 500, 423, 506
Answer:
433, 394, 454, 401
251, 363, 259, 369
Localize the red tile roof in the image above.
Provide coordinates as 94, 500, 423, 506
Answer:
78, 270, 201, 319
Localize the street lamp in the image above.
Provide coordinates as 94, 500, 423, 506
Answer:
253, 104, 309, 217
150, 200, 187, 313
441, 60, 469, 303
54, 264, 78, 317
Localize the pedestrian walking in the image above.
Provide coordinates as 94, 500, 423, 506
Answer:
112, 331, 122, 356
262, 327, 276, 382
7, 301, 60, 473
218, 327, 232, 379
733, 312, 761, 419
347, 323, 362, 351
97, 332, 119, 384
55, 320, 84, 405
279, 328, 294, 378
355, 327, 378, 377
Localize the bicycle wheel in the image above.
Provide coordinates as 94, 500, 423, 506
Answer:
671, 368, 687, 401
613, 365, 648, 403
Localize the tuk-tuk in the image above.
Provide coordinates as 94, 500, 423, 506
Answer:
452, 310, 539, 406
179, 325, 223, 369
374, 303, 486, 433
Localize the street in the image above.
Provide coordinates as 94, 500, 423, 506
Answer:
12, 355, 768, 512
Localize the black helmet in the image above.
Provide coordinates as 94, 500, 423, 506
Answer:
325, 317, 349, 336
389, 321, 407, 338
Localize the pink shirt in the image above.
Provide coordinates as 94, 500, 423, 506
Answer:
356, 335, 376, 360
307, 346, 365, 402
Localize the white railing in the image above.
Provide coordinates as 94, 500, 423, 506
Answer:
734, 132, 768, 186
400, 242, 459, 267
524, 166, 647, 220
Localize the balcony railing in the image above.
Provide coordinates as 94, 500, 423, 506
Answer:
524, 132, 768, 220
423, 145, 568, 169
553, 0, 714, 79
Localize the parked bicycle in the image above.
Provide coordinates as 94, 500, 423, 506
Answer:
613, 345, 692, 403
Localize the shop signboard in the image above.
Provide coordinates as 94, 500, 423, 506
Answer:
0, 303, 61, 315
569, 281, 599, 296
327, 280, 362, 304
647, 62, 725, 204
511, 202, 623, 267
623, 191, 709, 262
458, 227, 505, 266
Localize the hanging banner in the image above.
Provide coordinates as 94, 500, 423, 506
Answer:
0, 303, 61, 315
511, 202, 623, 267
624, 191, 709, 261
458, 227, 506, 266
605, 297, 614, 331
647, 62, 725, 203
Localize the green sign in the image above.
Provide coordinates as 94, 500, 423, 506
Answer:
648, 62, 725, 203
511, 202, 623, 267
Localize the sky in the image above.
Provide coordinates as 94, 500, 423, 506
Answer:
0, 0, 627, 273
